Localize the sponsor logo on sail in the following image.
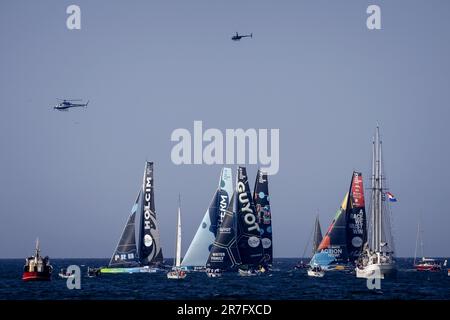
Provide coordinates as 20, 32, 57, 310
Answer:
352, 236, 363, 248
248, 236, 261, 248
237, 180, 260, 233
262, 238, 272, 249
144, 234, 153, 247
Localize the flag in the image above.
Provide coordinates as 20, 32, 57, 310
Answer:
386, 192, 397, 202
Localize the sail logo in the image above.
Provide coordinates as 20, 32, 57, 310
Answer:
171, 121, 280, 175
248, 236, 261, 248
322, 248, 343, 257
237, 181, 260, 233
218, 194, 228, 223
143, 171, 153, 247
262, 238, 272, 249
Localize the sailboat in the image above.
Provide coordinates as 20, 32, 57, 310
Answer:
205, 191, 240, 277
181, 168, 233, 271
295, 214, 322, 269
167, 196, 187, 279
100, 161, 164, 274
356, 127, 397, 279
206, 167, 265, 277
413, 221, 442, 272
235, 167, 264, 276
253, 169, 273, 268
310, 171, 367, 270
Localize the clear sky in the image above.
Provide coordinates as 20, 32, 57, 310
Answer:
1, 0, 449, 258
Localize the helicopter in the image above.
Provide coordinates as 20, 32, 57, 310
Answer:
231, 32, 252, 41
54, 99, 89, 111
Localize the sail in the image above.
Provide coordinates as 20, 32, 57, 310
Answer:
253, 169, 273, 266
139, 161, 163, 265
312, 216, 323, 254
181, 168, 233, 268
175, 206, 182, 267
206, 193, 242, 270
346, 172, 367, 262
314, 193, 349, 264
313, 171, 367, 265
236, 167, 263, 266
108, 191, 141, 268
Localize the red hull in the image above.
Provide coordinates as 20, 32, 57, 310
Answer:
22, 271, 51, 281
414, 265, 441, 272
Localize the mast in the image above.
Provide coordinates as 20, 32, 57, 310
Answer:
378, 131, 383, 252
175, 195, 182, 268
35, 238, 40, 256
371, 134, 376, 251
414, 221, 420, 266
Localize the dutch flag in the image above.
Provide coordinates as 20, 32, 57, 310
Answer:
386, 192, 397, 202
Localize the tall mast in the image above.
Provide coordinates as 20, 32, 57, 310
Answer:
175, 194, 182, 267
371, 133, 376, 250
378, 129, 383, 252
414, 221, 420, 265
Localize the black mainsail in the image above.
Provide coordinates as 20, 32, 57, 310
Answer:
312, 215, 323, 255
236, 167, 263, 267
253, 169, 273, 266
139, 161, 164, 265
206, 193, 242, 270
108, 191, 141, 268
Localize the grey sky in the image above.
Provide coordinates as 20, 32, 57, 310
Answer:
1, 0, 449, 258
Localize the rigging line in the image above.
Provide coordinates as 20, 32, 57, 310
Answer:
301, 221, 314, 259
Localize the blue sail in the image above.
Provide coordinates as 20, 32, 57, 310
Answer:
181, 168, 233, 269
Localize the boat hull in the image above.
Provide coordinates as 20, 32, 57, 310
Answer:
206, 272, 222, 278
307, 270, 324, 278
100, 266, 160, 274
22, 271, 51, 281
414, 264, 441, 272
167, 271, 187, 279
356, 263, 397, 279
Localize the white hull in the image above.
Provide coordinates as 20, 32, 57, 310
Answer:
356, 263, 397, 279
167, 271, 187, 280
307, 269, 324, 278
206, 272, 222, 278
238, 269, 261, 277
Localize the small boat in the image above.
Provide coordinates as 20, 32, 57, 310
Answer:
307, 265, 325, 278
22, 238, 53, 281
58, 268, 75, 279
415, 258, 442, 272
448, 269, 450, 277
413, 221, 442, 272
167, 268, 187, 279
167, 196, 187, 280
296, 214, 323, 270
87, 267, 101, 278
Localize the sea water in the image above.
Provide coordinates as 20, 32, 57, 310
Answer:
0, 258, 448, 300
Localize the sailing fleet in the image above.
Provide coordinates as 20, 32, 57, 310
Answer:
23, 126, 449, 281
